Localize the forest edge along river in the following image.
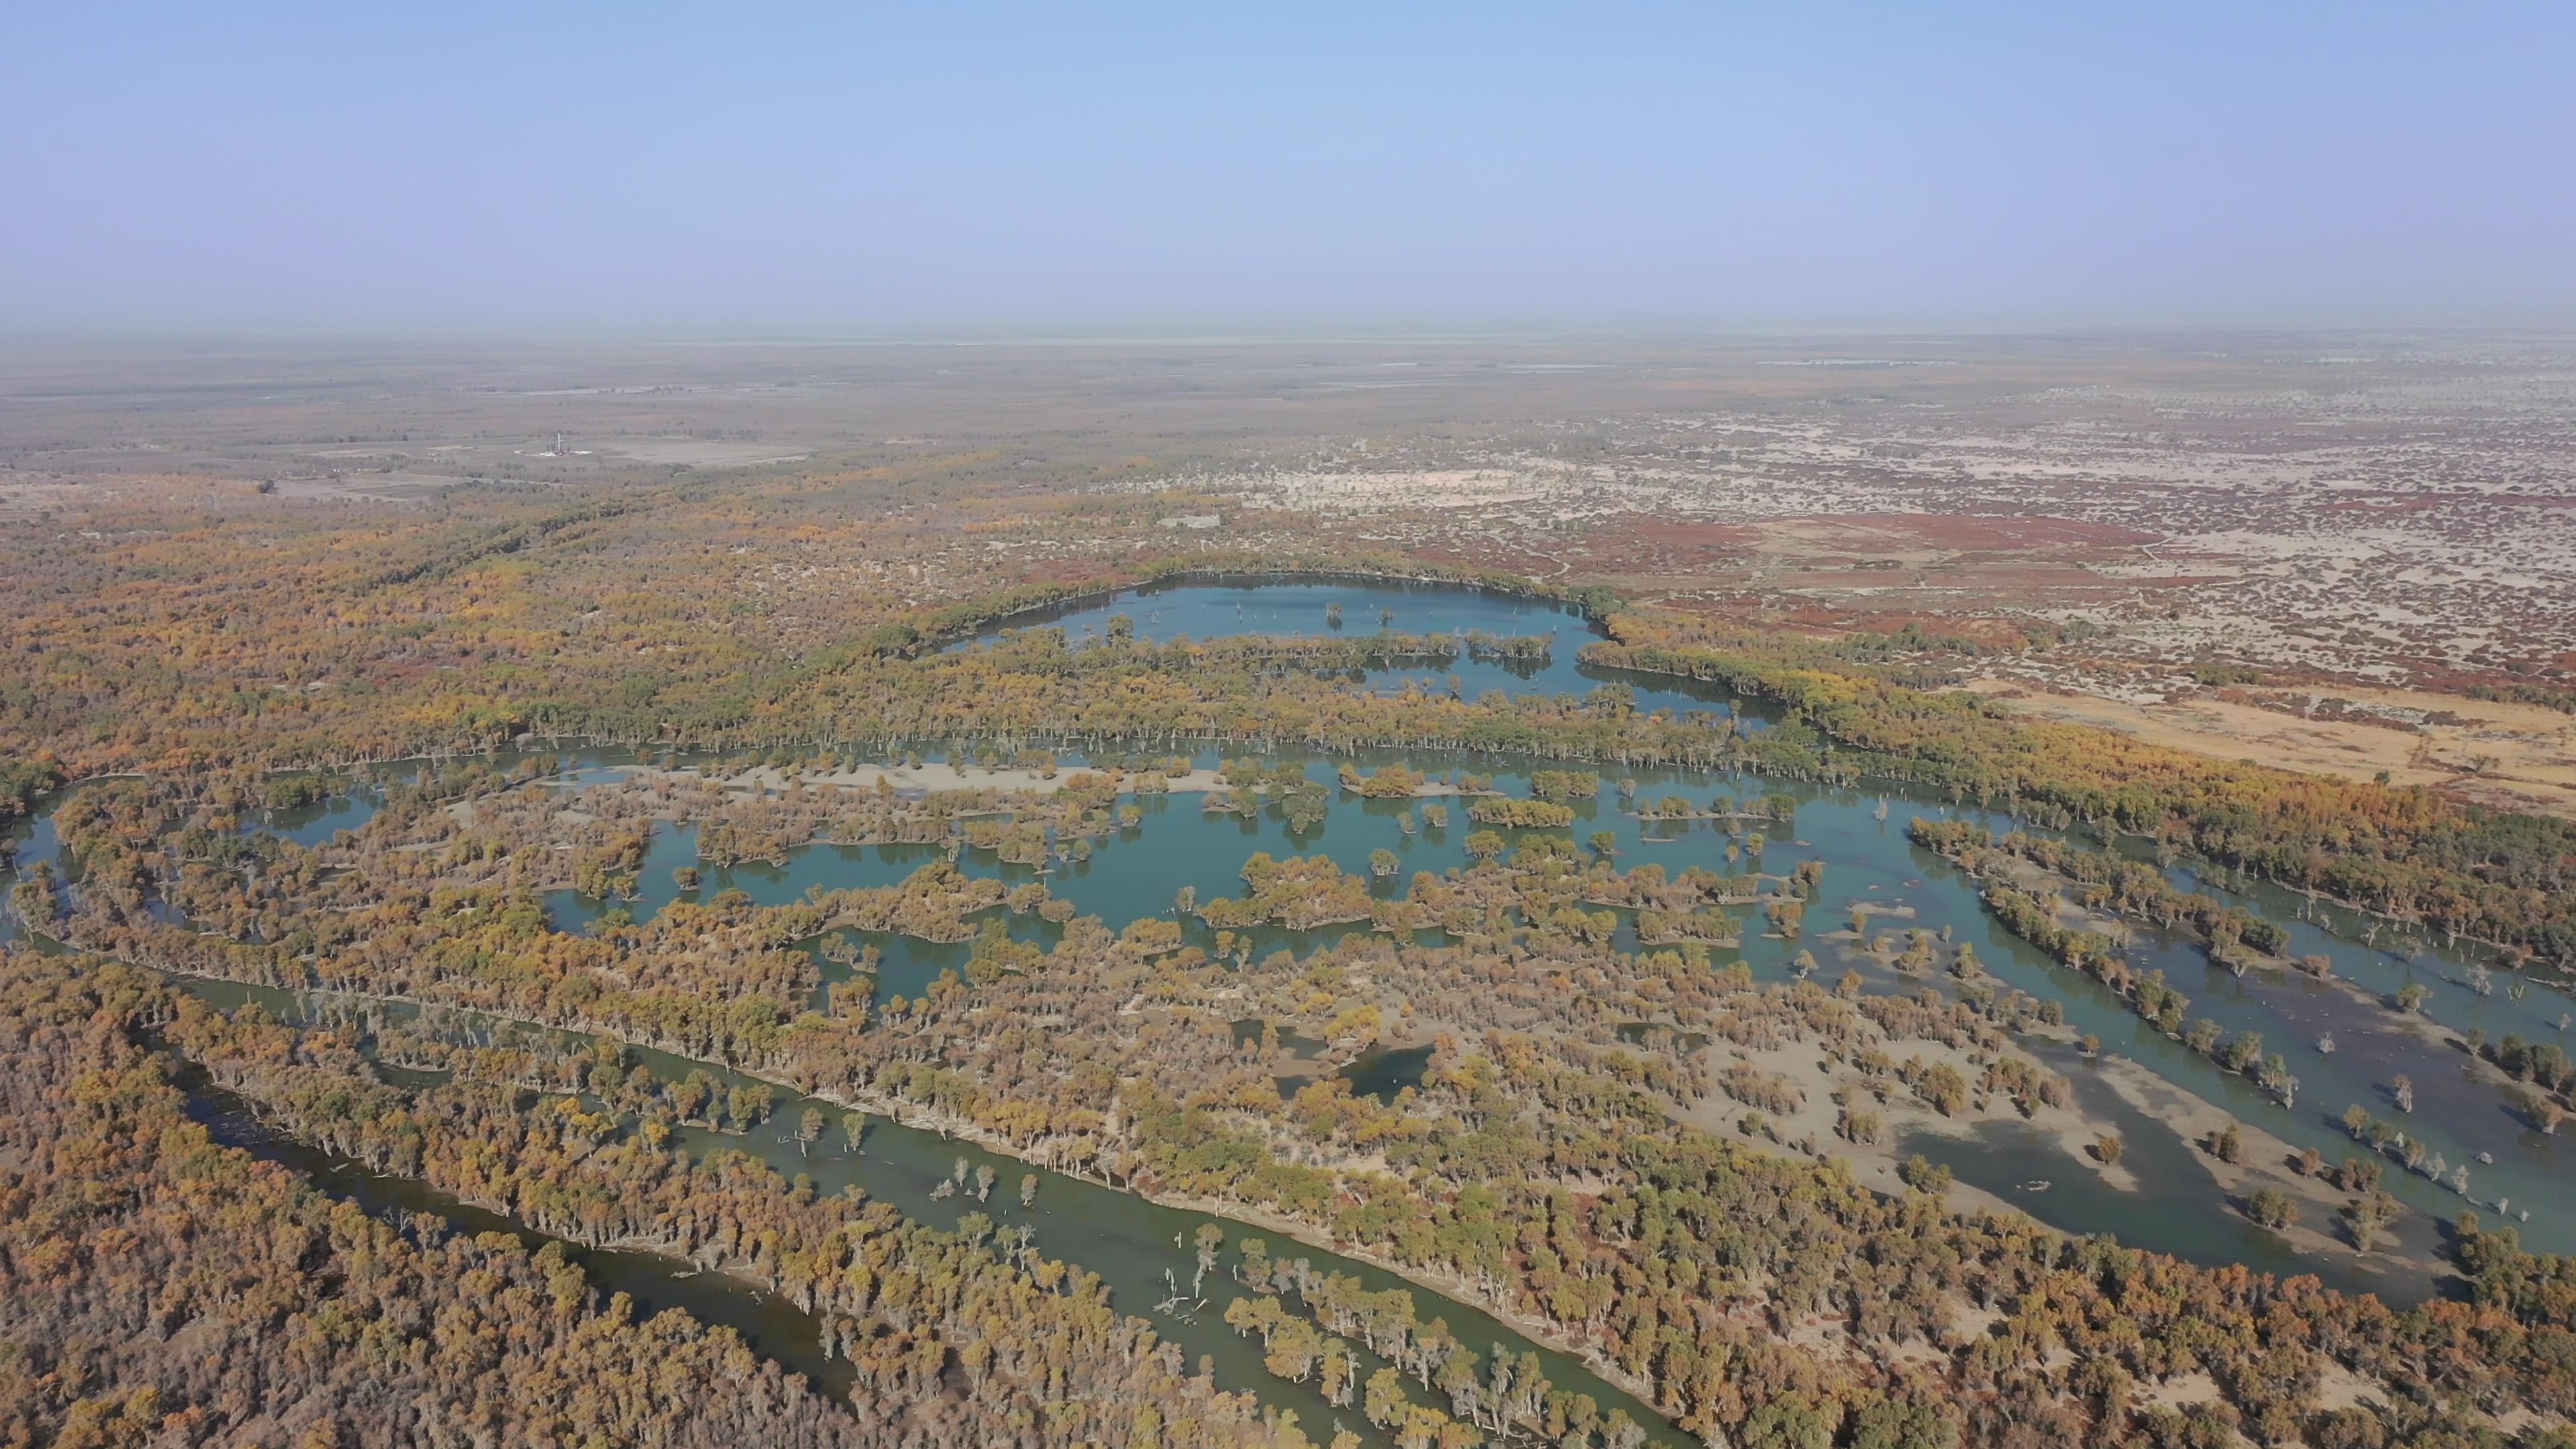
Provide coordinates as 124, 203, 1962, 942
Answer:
10, 578, 2574, 1440
138, 966, 1678, 1448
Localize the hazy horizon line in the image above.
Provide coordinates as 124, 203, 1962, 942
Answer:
7, 313, 2573, 354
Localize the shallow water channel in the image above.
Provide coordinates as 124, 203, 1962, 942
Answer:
164, 971, 1672, 1445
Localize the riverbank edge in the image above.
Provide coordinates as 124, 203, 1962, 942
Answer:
77, 946, 1694, 1438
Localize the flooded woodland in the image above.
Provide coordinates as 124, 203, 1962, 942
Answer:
9, 580, 2573, 1448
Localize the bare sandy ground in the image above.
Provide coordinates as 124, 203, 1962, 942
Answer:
1676, 1034, 2131, 1222
2141, 1362, 2383, 1414
1965, 680, 2576, 820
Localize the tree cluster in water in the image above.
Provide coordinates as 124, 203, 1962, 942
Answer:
13, 744, 2576, 1449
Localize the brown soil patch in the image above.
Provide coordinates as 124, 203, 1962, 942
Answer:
1964, 680, 2576, 821
1836, 513, 2163, 551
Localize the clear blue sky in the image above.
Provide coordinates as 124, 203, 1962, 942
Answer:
4, 3, 2569, 331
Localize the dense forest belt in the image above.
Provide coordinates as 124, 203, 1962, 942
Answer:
1582, 631, 2576, 970
357, 496, 645, 591
0, 953, 891, 1449
157, 981, 1321, 1449
182, 1065, 869, 1405
0, 758, 50, 830
80, 926, 1692, 1442
74, 947, 1693, 1449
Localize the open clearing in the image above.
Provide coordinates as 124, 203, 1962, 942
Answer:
1966, 679, 2576, 819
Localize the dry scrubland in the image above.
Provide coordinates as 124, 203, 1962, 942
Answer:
12, 329, 2566, 790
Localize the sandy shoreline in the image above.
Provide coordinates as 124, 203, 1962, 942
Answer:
1677, 1026, 2135, 1224
2090, 1055, 2452, 1285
